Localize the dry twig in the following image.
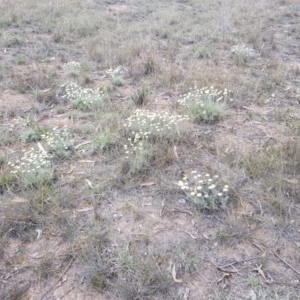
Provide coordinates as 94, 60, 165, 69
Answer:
39, 255, 76, 300
217, 256, 260, 269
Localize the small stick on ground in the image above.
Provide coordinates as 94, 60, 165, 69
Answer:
39, 254, 76, 300
217, 256, 260, 269
148, 246, 163, 276
271, 250, 300, 277
75, 141, 92, 149
217, 267, 237, 274
251, 239, 300, 277
172, 209, 193, 216
217, 273, 231, 284
160, 200, 165, 217
179, 230, 201, 239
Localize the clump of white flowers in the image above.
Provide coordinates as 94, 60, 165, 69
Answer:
8, 148, 53, 188
178, 86, 231, 106
6, 124, 75, 187
122, 110, 189, 175
178, 170, 229, 211
63, 61, 81, 77
9, 116, 31, 131
178, 86, 231, 122
40, 125, 74, 158
123, 109, 189, 144
231, 44, 259, 58
105, 66, 127, 86
8, 117, 39, 142
105, 66, 127, 79
62, 82, 108, 111
123, 133, 147, 160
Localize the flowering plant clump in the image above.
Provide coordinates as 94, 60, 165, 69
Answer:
8, 117, 39, 142
122, 109, 189, 174
178, 170, 229, 211
63, 61, 81, 77
178, 86, 231, 106
62, 82, 108, 111
8, 148, 53, 188
231, 44, 259, 58
105, 66, 127, 79
123, 133, 147, 160
123, 139, 150, 174
178, 86, 231, 122
9, 116, 31, 130
8, 116, 32, 135
41, 125, 74, 158
123, 109, 190, 144
105, 66, 127, 86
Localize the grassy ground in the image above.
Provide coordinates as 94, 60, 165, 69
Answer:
0, 0, 300, 299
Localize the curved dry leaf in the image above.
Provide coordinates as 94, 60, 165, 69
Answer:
37, 142, 48, 156
139, 182, 156, 187
173, 146, 179, 160
75, 141, 92, 149
202, 233, 210, 240
78, 160, 95, 163
12, 197, 28, 203
172, 263, 183, 283
217, 273, 231, 284
65, 166, 74, 175
283, 178, 298, 184
85, 179, 94, 189
76, 206, 94, 212
36, 229, 42, 240
180, 230, 199, 239
254, 264, 266, 280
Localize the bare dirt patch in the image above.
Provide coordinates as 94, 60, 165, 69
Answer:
107, 4, 129, 12
0, 92, 34, 113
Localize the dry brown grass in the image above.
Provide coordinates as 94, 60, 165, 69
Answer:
1, 0, 300, 299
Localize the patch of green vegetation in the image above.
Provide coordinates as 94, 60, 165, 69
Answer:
247, 275, 260, 288
120, 109, 188, 177
3, 35, 22, 47
14, 55, 26, 65
175, 245, 197, 276
90, 271, 109, 292
123, 109, 190, 143
178, 170, 229, 211
20, 127, 40, 142
82, 125, 92, 135
106, 66, 127, 86
34, 253, 55, 280
56, 106, 67, 114
112, 76, 124, 86
131, 86, 149, 107
8, 148, 54, 189
178, 86, 230, 123
194, 46, 209, 59
92, 129, 113, 153
0, 18, 13, 28
0, 155, 4, 166
63, 82, 109, 111
111, 244, 173, 300
187, 100, 224, 122
0, 133, 15, 146
63, 61, 81, 77
0, 171, 16, 193
40, 126, 74, 159
32, 87, 57, 104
